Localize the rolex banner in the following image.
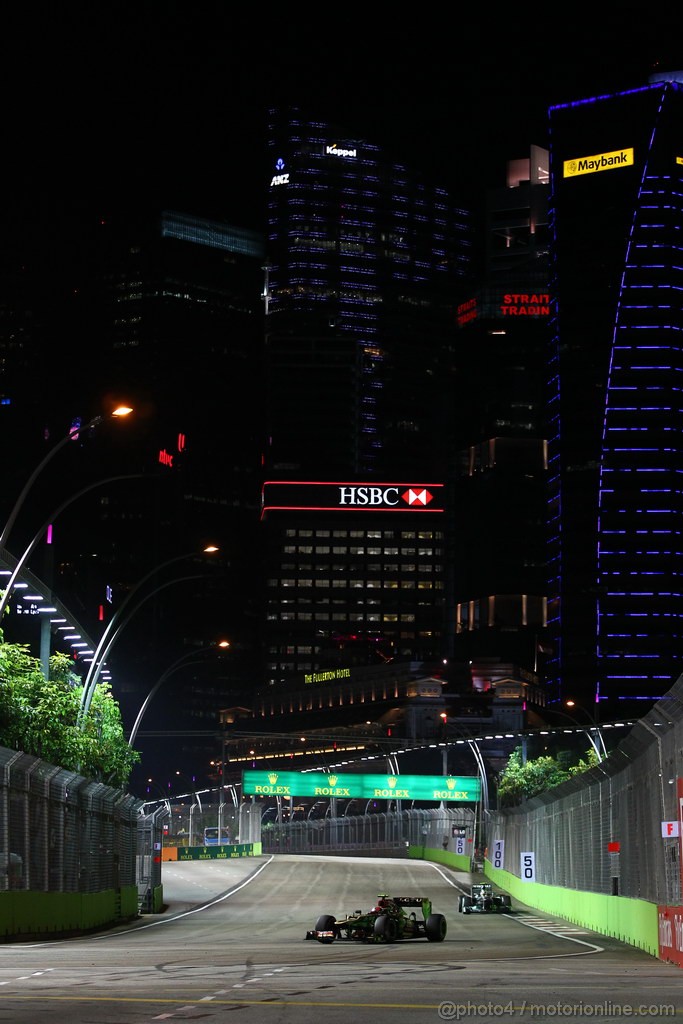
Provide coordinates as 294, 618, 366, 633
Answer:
242, 770, 480, 803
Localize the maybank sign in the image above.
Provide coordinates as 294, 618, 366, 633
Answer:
564, 147, 634, 178
243, 769, 481, 803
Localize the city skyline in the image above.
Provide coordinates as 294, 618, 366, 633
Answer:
3, 13, 683, 790
2, 11, 681, 255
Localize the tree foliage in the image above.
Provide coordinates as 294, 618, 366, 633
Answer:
497, 745, 601, 807
0, 635, 139, 789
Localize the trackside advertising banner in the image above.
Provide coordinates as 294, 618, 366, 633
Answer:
242, 770, 480, 803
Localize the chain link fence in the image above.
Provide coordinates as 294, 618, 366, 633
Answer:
260, 806, 477, 857
488, 676, 683, 905
0, 746, 142, 894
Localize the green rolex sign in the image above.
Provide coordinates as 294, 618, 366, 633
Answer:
242, 769, 480, 803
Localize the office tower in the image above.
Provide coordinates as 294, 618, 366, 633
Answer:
263, 106, 471, 478
449, 147, 550, 685
259, 108, 472, 684
546, 72, 683, 712
259, 480, 447, 682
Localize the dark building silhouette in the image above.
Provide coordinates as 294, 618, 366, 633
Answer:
449, 147, 550, 679
263, 105, 471, 479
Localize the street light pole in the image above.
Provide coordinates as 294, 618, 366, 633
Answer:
0, 405, 133, 554
128, 640, 230, 747
561, 701, 607, 760
77, 545, 219, 726
0, 474, 143, 625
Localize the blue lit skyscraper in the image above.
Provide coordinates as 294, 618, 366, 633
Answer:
546, 72, 683, 712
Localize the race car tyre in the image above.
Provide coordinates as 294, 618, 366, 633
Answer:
426, 913, 447, 942
458, 895, 465, 913
315, 914, 337, 933
373, 914, 397, 942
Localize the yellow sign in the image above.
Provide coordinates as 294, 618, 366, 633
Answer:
564, 147, 634, 178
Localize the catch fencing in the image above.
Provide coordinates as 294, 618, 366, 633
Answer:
260, 806, 477, 858
0, 746, 142, 894
488, 675, 683, 905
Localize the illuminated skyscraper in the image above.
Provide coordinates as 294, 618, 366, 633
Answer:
259, 108, 472, 682
546, 72, 683, 712
263, 106, 471, 479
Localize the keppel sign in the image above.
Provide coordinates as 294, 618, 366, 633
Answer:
242, 770, 480, 803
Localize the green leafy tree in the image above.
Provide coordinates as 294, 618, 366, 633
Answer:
0, 635, 139, 788
497, 745, 600, 807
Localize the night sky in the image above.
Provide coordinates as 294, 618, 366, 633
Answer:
2, 7, 682, 262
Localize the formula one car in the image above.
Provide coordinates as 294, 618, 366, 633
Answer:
458, 883, 512, 914
305, 894, 447, 944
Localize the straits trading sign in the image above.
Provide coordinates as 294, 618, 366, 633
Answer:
261, 481, 445, 516
242, 770, 481, 803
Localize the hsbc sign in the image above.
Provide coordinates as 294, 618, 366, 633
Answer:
339, 486, 434, 507
261, 481, 444, 516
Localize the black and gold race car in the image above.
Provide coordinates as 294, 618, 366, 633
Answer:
305, 894, 447, 944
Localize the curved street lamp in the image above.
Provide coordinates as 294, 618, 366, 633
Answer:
128, 640, 230, 747
77, 545, 220, 727
0, 473, 144, 625
557, 701, 607, 761
0, 405, 133, 554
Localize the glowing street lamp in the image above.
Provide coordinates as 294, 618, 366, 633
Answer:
563, 700, 608, 760
77, 544, 220, 727
128, 639, 230, 747
0, 404, 133, 555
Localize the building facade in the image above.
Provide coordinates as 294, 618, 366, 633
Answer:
263, 106, 472, 479
546, 74, 683, 712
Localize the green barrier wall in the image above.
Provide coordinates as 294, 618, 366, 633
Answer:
412, 845, 659, 958
0, 885, 139, 942
486, 863, 659, 956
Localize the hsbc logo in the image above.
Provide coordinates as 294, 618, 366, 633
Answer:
403, 488, 433, 506
338, 486, 434, 507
